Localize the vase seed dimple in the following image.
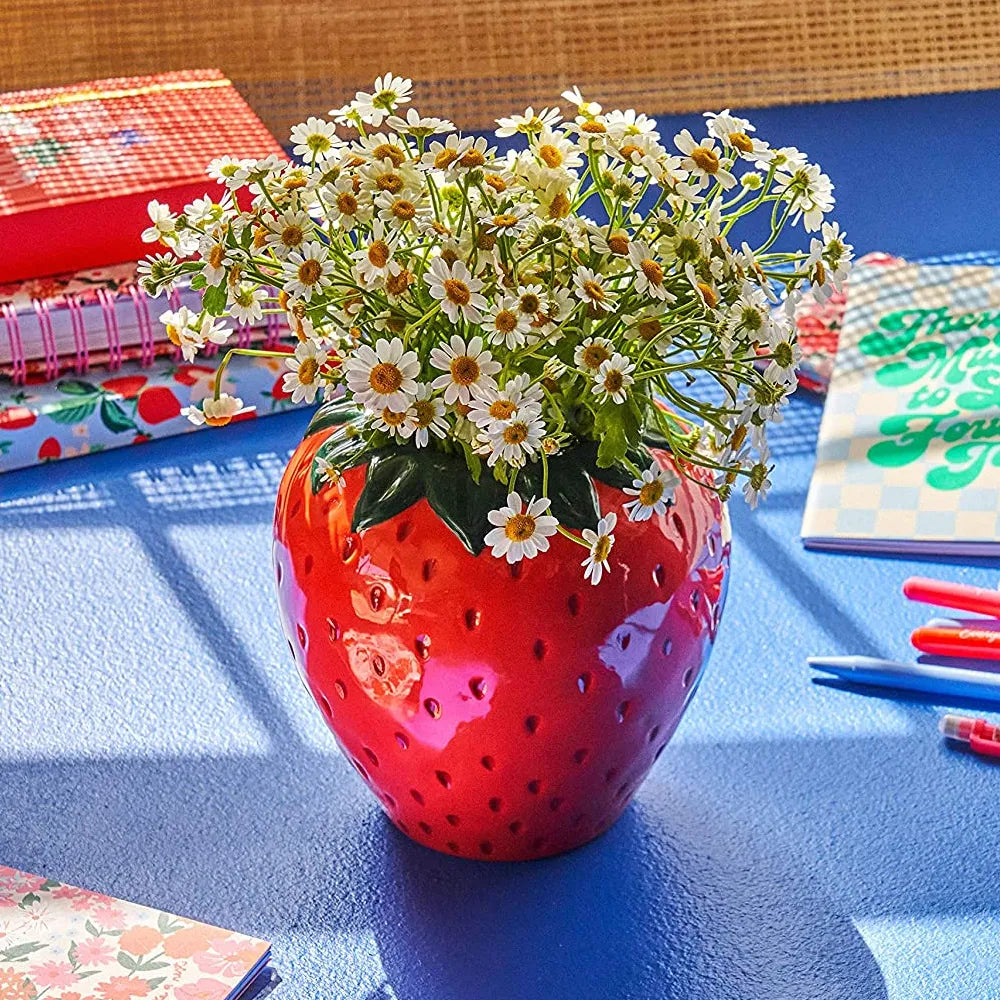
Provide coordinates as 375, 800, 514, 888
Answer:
652, 563, 665, 586
527, 779, 541, 794
488, 797, 502, 813
567, 593, 580, 616
415, 634, 432, 659
531, 837, 546, 851
424, 698, 441, 718
410, 788, 424, 805
549, 797, 563, 812
396, 520, 414, 542
605, 767, 618, 783
647, 725, 661, 743
481, 755, 495, 771
419, 821, 433, 834
341, 534, 359, 562
447, 841, 460, 852
370, 585, 386, 611
480, 841, 494, 856
446, 814, 460, 826
276, 562, 283, 585
318, 694, 333, 720
422, 559, 437, 581
525, 715, 540, 734
395, 732, 409, 750
327, 618, 341, 641
682, 667, 695, 688
654, 742, 667, 761
469, 676, 487, 699
577, 672, 591, 694
532, 639, 547, 660
464, 608, 481, 630
618, 631, 631, 651
363, 746, 379, 767
508, 820, 522, 834
334, 679, 347, 700
616, 700, 630, 723
351, 757, 369, 781
304, 554, 314, 575
573, 748, 589, 764
435, 769, 452, 788
662, 637, 672, 656
296, 624, 307, 648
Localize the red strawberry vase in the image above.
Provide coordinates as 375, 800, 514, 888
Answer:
274, 411, 730, 861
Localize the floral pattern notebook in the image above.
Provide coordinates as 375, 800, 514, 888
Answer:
0, 867, 272, 1000
802, 259, 1000, 554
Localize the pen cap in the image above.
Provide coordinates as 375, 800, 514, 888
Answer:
939, 714, 974, 741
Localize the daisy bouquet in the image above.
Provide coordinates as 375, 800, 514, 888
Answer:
138, 74, 851, 582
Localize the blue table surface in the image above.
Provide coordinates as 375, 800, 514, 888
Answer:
4, 89, 1000, 1000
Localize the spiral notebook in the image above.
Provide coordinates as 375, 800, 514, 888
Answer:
802, 258, 1000, 555
0, 865, 276, 999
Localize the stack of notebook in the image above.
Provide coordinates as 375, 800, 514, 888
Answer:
0, 70, 306, 475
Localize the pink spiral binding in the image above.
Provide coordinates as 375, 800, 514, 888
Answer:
96, 287, 123, 370
265, 287, 282, 348
128, 285, 155, 367
33, 299, 59, 383
65, 294, 89, 374
237, 320, 252, 349
2, 302, 26, 386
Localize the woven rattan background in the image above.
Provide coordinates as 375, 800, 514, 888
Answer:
3, 0, 1000, 139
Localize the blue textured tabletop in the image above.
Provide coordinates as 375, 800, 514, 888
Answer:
4, 89, 1000, 1000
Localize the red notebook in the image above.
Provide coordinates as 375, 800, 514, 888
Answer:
0, 69, 284, 283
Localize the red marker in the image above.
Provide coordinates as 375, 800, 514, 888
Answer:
940, 714, 1000, 759
912, 625, 1000, 660
903, 577, 1000, 618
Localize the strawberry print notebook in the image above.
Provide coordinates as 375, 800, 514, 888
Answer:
0, 866, 273, 1000
802, 259, 1000, 555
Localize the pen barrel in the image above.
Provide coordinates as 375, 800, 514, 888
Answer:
845, 667, 1000, 702
903, 576, 1000, 618
912, 626, 1000, 660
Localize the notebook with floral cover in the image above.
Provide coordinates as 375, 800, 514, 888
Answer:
802, 258, 1000, 554
0, 865, 274, 1000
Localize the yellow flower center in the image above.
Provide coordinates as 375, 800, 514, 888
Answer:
443, 278, 471, 306
373, 143, 406, 167
485, 173, 508, 192
385, 270, 411, 296
582, 280, 606, 303
477, 231, 497, 251
413, 399, 436, 427
519, 292, 541, 314
729, 132, 754, 153
298, 357, 319, 384
638, 479, 664, 506
204, 413, 234, 427
538, 144, 563, 168
503, 422, 529, 445
637, 318, 661, 341
592, 535, 612, 562
580, 120, 607, 134
697, 282, 718, 308
690, 146, 720, 174
493, 213, 520, 229
494, 310, 518, 335
450, 355, 481, 385
336, 192, 358, 215
369, 362, 403, 394
607, 234, 630, 256
208, 244, 226, 269
603, 369, 625, 393
640, 258, 663, 285
489, 399, 517, 419
582, 342, 610, 368
284, 175, 308, 190
165, 324, 181, 346
434, 149, 459, 170
548, 192, 571, 219
381, 406, 407, 427
376, 172, 404, 193
460, 149, 486, 168
281, 225, 304, 247
391, 199, 416, 221
619, 143, 643, 161
298, 259, 322, 285
253, 227, 268, 248
368, 240, 390, 268
505, 512, 536, 541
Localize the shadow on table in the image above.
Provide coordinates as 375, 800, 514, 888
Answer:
367, 791, 886, 1000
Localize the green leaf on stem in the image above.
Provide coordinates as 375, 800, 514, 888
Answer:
201, 283, 227, 316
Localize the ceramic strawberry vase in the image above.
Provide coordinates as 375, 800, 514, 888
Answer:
273, 409, 730, 861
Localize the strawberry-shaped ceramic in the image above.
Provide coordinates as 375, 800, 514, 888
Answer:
274, 422, 730, 861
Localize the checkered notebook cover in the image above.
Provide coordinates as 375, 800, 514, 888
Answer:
802, 259, 1000, 555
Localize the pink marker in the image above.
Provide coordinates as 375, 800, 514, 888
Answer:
903, 577, 1000, 619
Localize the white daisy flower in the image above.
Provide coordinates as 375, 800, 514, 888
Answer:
776, 163, 835, 232
484, 493, 559, 563
561, 87, 602, 118
198, 234, 229, 287
592, 353, 636, 404
324, 174, 373, 230
574, 336, 614, 372
290, 117, 341, 160
372, 404, 415, 439
375, 190, 430, 230
573, 266, 616, 312
228, 283, 268, 325
343, 336, 420, 412
605, 109, 659, 142
702, 110, 765, 159
315, 455, 346, 488
141, 200, 176, 244
481, 412, 546, 467
185, 194, 229, 228
623, 463, 680, 521
386, 108, 455, 137
808, 220, 853, 291
282, 341, 329, 404
743, 459, 773, 509
420, 134, 474, 176
483, 296, 532, 349
265, 208, 312, 257
429, 334, 501, 404
425, 258, 488, 325
351, 220, 401, 287
407, 384, 448, 447
513, 284, 547, 320
467, 374, 542, 429
282, 241, 335, 300
159, 307, 202, 361
673, 130, 736, 190
533, 130, 584, 171
207, 156, 252, 188
627, 242, 673, 301
137, 253, 181, 296
183, 393, 245, 427
352, 74, 413, 126
495, 107, 562, 137
581, 511, 617, 585
480, 203, 531, 237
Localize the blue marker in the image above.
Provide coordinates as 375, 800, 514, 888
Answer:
808, 655, 1000, 703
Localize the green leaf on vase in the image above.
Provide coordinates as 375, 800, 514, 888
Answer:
304, 399, 364, 438
351, 451, 425, 531
517, 449, 600, 529
422, 449, 507, 555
